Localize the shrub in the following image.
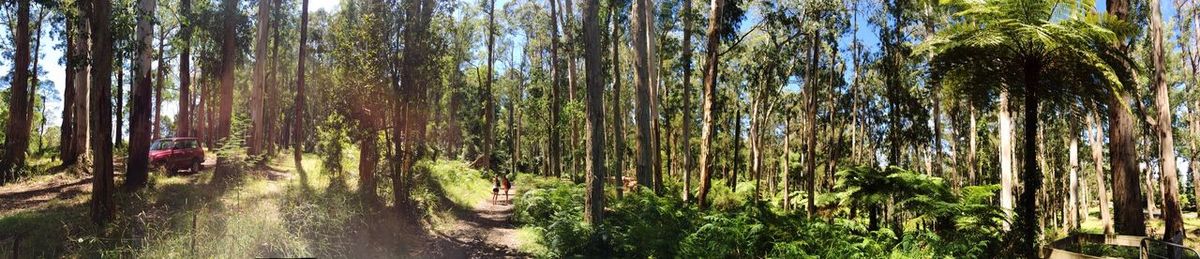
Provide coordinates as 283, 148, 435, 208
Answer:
679, 211, 767, 258
316, 114, 349, 177
512, 182, 584, 228
604, 189, 697, 258
512, 166, 1004, 258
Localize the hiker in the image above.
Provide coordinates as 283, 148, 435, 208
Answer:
491, 175, 501, 204
501, 174, 512, 202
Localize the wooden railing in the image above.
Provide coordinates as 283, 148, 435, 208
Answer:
1047, 233, 1199, 259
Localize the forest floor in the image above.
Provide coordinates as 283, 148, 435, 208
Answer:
0, 151, 535, 258
430, 188, 526, 258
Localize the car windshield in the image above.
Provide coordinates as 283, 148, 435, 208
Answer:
150, 140, 176, 151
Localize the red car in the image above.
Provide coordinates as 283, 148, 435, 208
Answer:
149, 137, 205, 173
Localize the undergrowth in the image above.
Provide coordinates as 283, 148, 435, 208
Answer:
511, 166, 1006, 258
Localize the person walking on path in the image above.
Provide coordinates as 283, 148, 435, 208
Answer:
491, 176, 501, 204
501, 174, 512, 203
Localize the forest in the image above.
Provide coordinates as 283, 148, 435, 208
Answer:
0, 0, 1199, 257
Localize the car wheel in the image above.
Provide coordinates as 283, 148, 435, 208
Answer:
192, 160, 202, 173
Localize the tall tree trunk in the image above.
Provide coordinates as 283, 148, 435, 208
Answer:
680, 0, 694, 202
0, 0, 33, 183
126, 0, 157, 190
214, 0, 238, 179
561, 0, 582, 183
60, 19, 77, 164
359, 135, 377, 199
295, 0, 309, 177
610, 1, 625, 198
925, 8, 942, 179
178, 0, 192, 136
695, 0, 723, 208
968, 107, 977, 184
154, 30, 166, 139
117, 54, 130, 147
249, 0, 272, 156
72, 15, 91, 168
1069, 127, 1080, 230
116, 56, 126, 148
1145, 161, 1157, 221
549, 0, 563, 179
90, 0, 116, 225
1149, 0, 1184, 240
1194, 104, 1200, 215
804, 35, 818, 218
1089, 111, 1113, 235
29, 10, 44, 154
1015, 59, 1043, 259
643, 0, 663, 194
782, 116, 790, 210
581, 0, 605, 224
266, 1, 282, 155
631, 0, 654, 190
732, 102, 742, 189
482, 0, 496, 172
1189, 0, 1200, 216
1106, 0, 1147, 236
999, 90, 1014, 230
207, 75, 216, 147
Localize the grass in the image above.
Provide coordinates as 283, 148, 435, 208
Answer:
0, 149, 418, 257
515, 226, 550, 256
427, 160, 492, 208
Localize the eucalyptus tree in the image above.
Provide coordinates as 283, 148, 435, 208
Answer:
1148, 0, 1184, 240
581, 0, 605, 225
178, 0, 193, 136
678, 0, 694, 201
90, 0, 117, 226
212, 0, 244, 179
1105, 0, 1146, 236
482, 0, 497, 172
0, 0, 33, 184
549, 0, 563, 178
60, 0, 92, 167
216, 0, 237, 146
695, 0, 725, 208
294, 0, 310, 177
1087, 109, 1115, 234
631, 0, 655, 189
924, 0, 1127, 254
696, 0, 744, 208
126, 0, 158, 190
249, 0, 274, 156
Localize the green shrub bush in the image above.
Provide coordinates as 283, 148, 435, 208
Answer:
510, 166, 1004, 258
604, 188, 697, 258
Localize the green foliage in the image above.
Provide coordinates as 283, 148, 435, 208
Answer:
213, 113, 255, 170
508, 164, 1007, 258
513, 182, 584, 228
279, 181, 368, 256
835, 166, 1005, 256
316, 114, 349, 176
427, 160, 493, 209
706, 179, 753, 211
511, 182, 591, 257
604, 189, 697, 258
679, 207, 769, 258
764, 219, 896, 258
